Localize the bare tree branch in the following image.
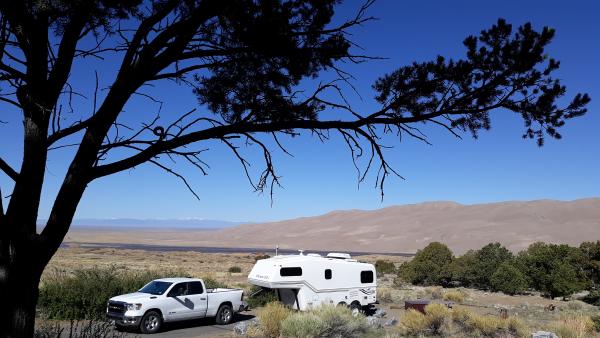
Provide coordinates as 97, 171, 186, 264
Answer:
0, 156, 18, 181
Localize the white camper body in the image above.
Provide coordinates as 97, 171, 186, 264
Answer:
248, 252, 377, 311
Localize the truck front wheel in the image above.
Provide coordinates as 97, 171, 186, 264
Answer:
215, 304, 233, 325
140, 310, 163, 334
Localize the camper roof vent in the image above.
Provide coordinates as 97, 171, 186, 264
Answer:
326, 252, 352, 260
307, 253, 322, 257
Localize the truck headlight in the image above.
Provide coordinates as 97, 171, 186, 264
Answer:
126, 303, 142, 311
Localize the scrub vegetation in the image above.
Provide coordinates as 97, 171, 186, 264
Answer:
37, 266, 227, 320
246, 303, 373, 338
399, 304, 529, 337
38, 247, 600, 337
398, 241, 600, 299
246, 285, 279, 309
229, 266, 243, 273
34, 320, 128, 338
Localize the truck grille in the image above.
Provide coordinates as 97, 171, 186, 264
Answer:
107, 301, 126, 314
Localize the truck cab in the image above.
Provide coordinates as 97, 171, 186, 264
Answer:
107, 277, 245, 334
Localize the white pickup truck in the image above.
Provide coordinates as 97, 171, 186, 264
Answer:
107, 277, 246, 334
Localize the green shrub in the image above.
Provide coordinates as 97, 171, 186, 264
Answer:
580, 241, 600, 286
516, 242, 590, 298
34, 320, 128, 338
203, 277, 229, 289
281, 305, 371, 338
38, 266, 225, 320
448, 250, 479, 287
228, 266, 242, 273
448, 243, 513, 290
280, 311, 324, 338
471, 243, 513, 289
550, 263, 589, 299
375, 260, 396, 275
490, 261, 528, 295
246, 285, 278, 308
398, 242, 453, 286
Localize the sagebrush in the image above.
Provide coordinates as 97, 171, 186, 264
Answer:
34, 320, 131, 338
400, 304, 528, 337
281, 305, 372, 338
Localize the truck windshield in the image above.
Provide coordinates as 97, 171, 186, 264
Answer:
139, 281, 173, 295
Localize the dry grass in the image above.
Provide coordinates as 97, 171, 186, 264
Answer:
399, 305, 529, 337
453, 308, 529, 337
399, 304, 451, 336
399, 309, 431, 336
257, 302, 292, 338
443, 289, 466, 303
550, 314, 596, 338
44, 247, 261, 289
424, 304, 451, 334
377, 287, 394, 304
425, 286, 444, 299
281, 305, 372, 338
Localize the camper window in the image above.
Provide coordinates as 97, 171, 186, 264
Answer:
280, 267, 302, 276
325, 269, 332, 280
360, 271, 374, 283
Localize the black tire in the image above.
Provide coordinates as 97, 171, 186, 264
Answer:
349, 302, 363, 315
337, 301, 347, 307
140, 310, 163, 334
215, 304, 234, 325
114, 323, 127, 332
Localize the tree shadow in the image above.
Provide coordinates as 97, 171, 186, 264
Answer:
159, 313, 256, 333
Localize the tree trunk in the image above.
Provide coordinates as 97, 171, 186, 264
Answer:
0, 250, 43, 338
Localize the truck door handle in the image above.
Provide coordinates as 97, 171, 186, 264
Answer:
200, 297, 206, 300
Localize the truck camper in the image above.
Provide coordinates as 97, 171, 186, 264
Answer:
248, 252, 377, 311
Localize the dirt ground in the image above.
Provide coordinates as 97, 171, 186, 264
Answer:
375, 273, 600, 335
44, 247, 410, 288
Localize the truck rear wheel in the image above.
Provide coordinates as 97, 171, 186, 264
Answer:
140, 310, 163, 334
216, 304, 233, 325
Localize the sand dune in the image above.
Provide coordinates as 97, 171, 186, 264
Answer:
66, 199, 600, 254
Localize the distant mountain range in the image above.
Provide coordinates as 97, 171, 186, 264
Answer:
45, 218, 245, 229
65, 198, 600, 254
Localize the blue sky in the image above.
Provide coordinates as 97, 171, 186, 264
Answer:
1, 0, 599, 222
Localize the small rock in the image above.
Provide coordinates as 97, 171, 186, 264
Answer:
373, 309, 387, 318
531, 331, 558, 338
384, 317, 398, 327
233, 322, 248, 336
366, 316, 382, 329
233, 318, 259, 336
